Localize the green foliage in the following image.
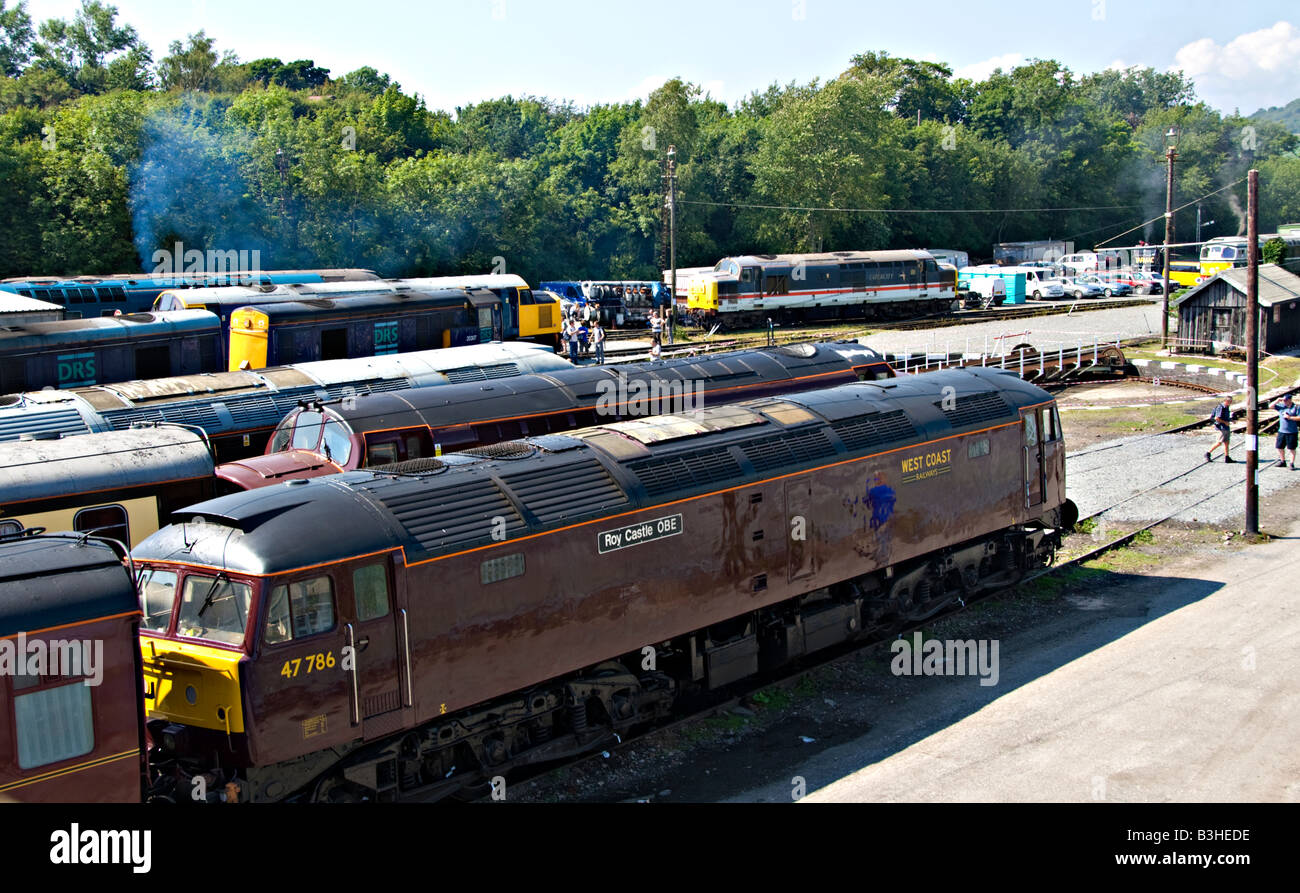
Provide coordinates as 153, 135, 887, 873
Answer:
0, 0, 34, 78
1262, 236, 1288, 266
1, 2, 1299, 283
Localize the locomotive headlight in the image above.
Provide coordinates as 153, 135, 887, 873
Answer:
159, 723, 189, 755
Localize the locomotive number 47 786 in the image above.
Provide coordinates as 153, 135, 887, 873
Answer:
280, 650, 340, 678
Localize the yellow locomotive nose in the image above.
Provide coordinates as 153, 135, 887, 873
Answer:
141, 636, 246, 734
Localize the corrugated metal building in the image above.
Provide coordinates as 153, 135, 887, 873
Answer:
1175, 263, 1300, 355
0, 294, 65, 325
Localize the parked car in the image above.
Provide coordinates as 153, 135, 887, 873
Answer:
1131, 272, 1166, 294
1063, 278, 1105, 299
1082, 275, 1132, 297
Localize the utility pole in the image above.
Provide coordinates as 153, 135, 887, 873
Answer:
1161, 127, 1179, 350
1245, 169, 1260, 535
665, 145, 677, 345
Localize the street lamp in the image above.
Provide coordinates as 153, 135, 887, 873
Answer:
1161, 126, 1179, 350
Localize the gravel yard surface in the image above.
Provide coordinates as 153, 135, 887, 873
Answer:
1067, 432, 1300, 525
861, 302, 1166, 357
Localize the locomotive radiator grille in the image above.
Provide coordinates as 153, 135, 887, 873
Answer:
937, 391, 1010, 429
830, 410, 916, 452
740, 429, 837, 473
366, 477, 526, 553
627, 448, 745, 498
500, 458, 628, 524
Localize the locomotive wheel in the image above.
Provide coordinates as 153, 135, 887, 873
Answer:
312, 774, 365, 803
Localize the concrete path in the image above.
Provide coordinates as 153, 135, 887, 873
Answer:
722, 522, 1300, 803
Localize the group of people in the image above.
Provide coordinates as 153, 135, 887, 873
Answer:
562, 312, 605, 364
1207, 393, 1299, 469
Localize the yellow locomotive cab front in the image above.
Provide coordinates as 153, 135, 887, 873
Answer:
687, 278, 718, 313
228, 307, 270, 370
140, 635, 246, 734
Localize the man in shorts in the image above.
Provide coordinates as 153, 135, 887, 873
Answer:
1206, 396, 1235, 463
1272, 394, 1299, 469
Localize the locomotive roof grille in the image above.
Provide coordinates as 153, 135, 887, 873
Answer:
740, 428, 838, 474
499, 457, 629, 524
830, 410, 917, 452
627, 447, 746, 498
937, 391, 1012, 429
366, 476, 526, 553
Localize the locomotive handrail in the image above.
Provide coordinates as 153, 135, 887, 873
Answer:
401, 609, 413, 708
346, 623, 360, 725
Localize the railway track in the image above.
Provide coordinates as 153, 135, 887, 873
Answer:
596, 297, 1156, 357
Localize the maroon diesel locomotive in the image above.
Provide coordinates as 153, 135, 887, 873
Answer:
131, 366, 1074, 802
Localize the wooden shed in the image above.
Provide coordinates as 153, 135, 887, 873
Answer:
1175, 264, 1300, 355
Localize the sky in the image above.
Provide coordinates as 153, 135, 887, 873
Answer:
24, 0, 1300, 116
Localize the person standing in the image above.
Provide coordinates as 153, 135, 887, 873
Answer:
1272, 394, 1299, 469
566, 316, 580, 363
649, 335, 662, 363
592, 319, 606, 365
649, 309, 663, 341
1206, 396, 1235, 463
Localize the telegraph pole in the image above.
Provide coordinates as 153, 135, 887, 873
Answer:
665, 145, 677, 345
1245, 169, 1260, 534
1161, 128, 1178, 350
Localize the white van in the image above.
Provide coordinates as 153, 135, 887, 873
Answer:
1059, 252, 1120, 275
1003, 266, 1065, 299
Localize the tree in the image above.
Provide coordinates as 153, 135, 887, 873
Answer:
32, 0, 145, 94
158, 31, 219, 92
0, 0, 33, 77
749, 76, 905, 251
340, 66, 392, 97
844, 51, 971, 124
1259, 156, 1300, 233
246, 57, 282, 86
271, 59, 329, 91
1081, 67, 1196, 128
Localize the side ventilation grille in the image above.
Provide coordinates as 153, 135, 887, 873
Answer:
938, 391, 1010, 428
740, 429, 837, 473
368, 477, 524, 553
831, 410, 916, 452
500, 458, 627, 524
628, 448, 744, 498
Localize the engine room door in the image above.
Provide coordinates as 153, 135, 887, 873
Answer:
1022, 408, 1045, 508
785, 480, 815, 583
347, 558, 411, 741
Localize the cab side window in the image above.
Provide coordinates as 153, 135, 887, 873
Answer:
264, 576, 336, 645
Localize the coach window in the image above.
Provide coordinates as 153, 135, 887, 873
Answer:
176, 574, 252, 645
366, 440, 399, 466
15, 683, 94, 770
73, 504, 129, 545
0, 519, 22, 538
137, 567, 178, 632
353, 565, 390, 622
263, 576, 336, 645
